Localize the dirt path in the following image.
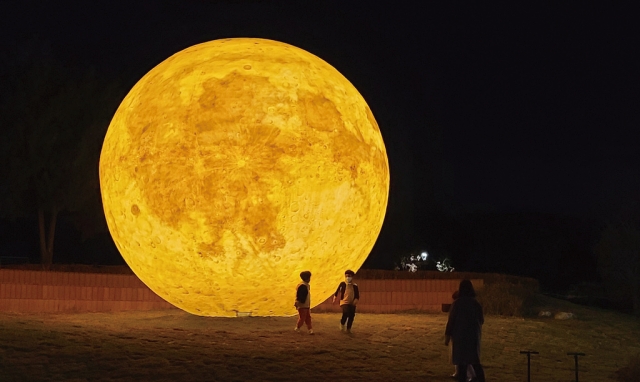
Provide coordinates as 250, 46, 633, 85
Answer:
0, 304, 638, 381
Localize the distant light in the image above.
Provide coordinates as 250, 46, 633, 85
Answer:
421, 251, 428, 261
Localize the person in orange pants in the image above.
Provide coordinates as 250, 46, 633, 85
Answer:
294, 271, 314, 334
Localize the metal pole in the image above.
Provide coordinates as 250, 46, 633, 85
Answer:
567, 352, 585, 382
520, 350, 539, 382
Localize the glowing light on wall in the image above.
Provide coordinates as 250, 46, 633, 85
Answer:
99, 38, 389, 317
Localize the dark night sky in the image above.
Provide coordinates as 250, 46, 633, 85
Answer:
1, 1, 638, 284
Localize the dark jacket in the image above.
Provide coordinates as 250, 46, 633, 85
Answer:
445, 296, 484, 364
295, 282, 310, 309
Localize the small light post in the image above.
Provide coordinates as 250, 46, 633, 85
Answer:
567, 352, 585, 382
519, 350, 539, 382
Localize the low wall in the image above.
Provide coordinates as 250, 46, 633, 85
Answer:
0, 269, 174, 313
312, 279, 483, 313
0, 269, 483, 314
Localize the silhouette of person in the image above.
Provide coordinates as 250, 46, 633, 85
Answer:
445, 279, 485, 382
449, 290, 476, 381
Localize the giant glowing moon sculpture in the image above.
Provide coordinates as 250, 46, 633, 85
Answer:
99, 38, 389, 316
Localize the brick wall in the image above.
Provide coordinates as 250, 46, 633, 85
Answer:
0, 269, 483, 314
312, 279, 483, 313
0, 269, 175, 313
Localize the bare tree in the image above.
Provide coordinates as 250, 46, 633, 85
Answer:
0, 44, 121, 267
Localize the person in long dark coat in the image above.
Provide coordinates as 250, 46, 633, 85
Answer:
445, 279, 485, 382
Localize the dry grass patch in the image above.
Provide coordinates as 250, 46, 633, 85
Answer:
0, 297, 639, 381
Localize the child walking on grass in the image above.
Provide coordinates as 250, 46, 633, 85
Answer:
332, 269, 359, 333
294, 271, 314, 334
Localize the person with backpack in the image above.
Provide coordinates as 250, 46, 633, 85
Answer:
332, 269, 360, 333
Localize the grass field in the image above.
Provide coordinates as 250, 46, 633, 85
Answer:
0, 296, 638, 382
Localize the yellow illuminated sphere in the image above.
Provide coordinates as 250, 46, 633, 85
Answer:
99, 38, 389, 316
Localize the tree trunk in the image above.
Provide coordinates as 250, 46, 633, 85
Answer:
38, 208, 47, 267
47, 206, 58, 261
38, 206, 58, 269
633, 278, 640, 316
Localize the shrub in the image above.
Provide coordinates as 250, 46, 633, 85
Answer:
615, 354, 640, 381
476, 275, 539, 317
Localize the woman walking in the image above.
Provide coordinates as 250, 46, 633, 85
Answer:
445, 279, 485, 382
